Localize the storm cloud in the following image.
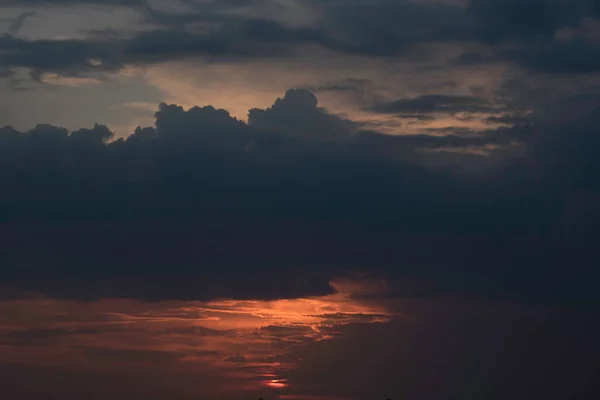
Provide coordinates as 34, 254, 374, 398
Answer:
0, 88, 598, 308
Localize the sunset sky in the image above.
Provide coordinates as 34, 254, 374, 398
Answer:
1, 1, 600, 399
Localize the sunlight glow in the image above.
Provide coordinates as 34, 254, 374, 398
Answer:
264, 379, 288, 388
0, 277, 394, 395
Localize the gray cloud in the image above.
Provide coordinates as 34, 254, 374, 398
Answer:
508, 37, 600, 74
0, 0, 598, 84
316, 0, 475, 56
448, 52, 498, 67
485, 114, 533, 126
0, 34, 121, 79
369, 94, 499, 115
1, 0, 145, 6
123, 19, 329, 61
7, 11, 36, 35
310, 78, 371, 93
0, 67, 14, 78
466, 0, 597, 43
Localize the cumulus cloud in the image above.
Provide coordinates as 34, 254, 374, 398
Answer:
0, 88, 599, 307
248, 89, 356, 140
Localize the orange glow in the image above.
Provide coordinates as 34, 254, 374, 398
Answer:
265, 379, 288, 388
0, 277, 393, 398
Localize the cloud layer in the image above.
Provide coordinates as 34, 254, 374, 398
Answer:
0, 88, 599, 308
1, 0, 600, 77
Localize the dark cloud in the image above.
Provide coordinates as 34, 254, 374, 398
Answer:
0, 325, 147, 346
259, 325, 315, 338
309, 78, 371, 93
357, 129, 517, 153
223, 354, 247, 363
0, 18, 328, 79
466, 0, 596, 43
248, 88, 356, 140
460, 0, 600, 73
0, 34, 121, 79
0, 88, 599, 308
508, 37, 600, 74
7, 11, 36, 35
1, 0, 145, 6
77, 346, 185, 363
164, 326, 223, 337
120, 18, 333, 63
316, 0, 474, 56
0, 0, 598, 82
485, 114, 533, 126
124, 1, 473, 59
449, 52, 498, 67
123, 0, 600, 74
0, 328, 73, 346
314, 313, 387, 326
369, 94, 499, 115
192, 350, 221, 357
394, 114, 436, 122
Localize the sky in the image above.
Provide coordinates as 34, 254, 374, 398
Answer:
1, 0, 600, 399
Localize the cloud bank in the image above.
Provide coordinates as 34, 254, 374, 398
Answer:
0, 88, 598, 308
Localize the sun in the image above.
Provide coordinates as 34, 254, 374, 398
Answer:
265, 379, 288, 388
